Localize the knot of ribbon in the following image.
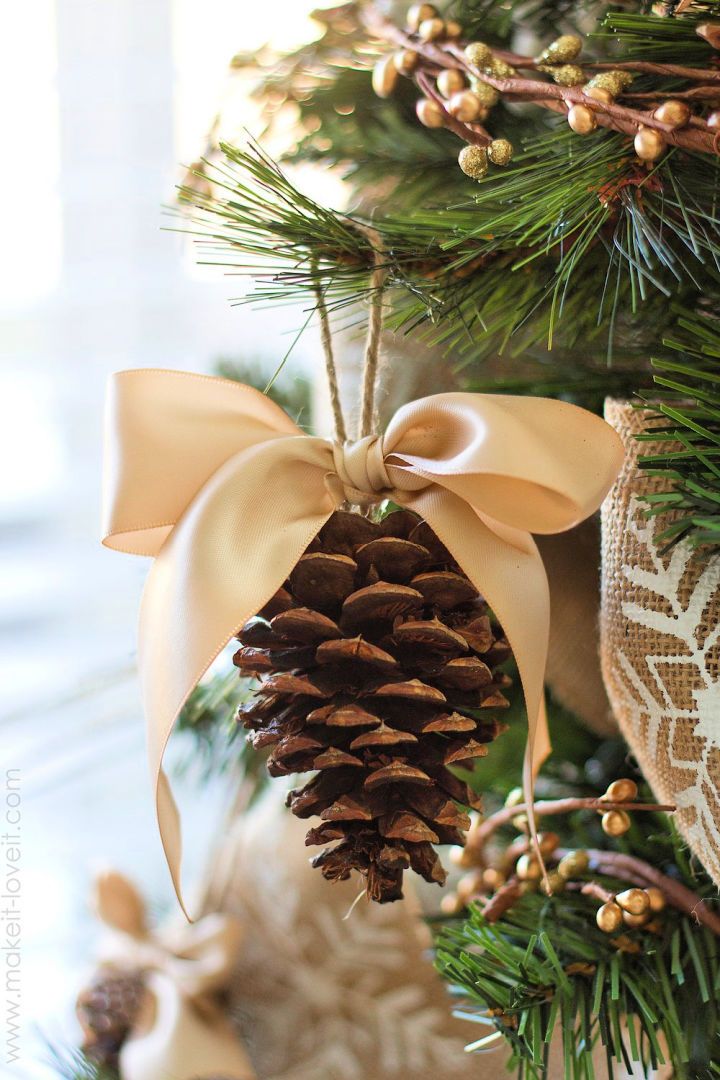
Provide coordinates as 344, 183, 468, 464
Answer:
102, 369, 624, 913
86, 870, 254, 1080
332, 434, 395, 505
331, 434, 430, 506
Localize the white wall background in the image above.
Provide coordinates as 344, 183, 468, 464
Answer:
0, 2, 341, 1074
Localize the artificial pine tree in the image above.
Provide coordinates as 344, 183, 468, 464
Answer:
168, 2, 720, 1076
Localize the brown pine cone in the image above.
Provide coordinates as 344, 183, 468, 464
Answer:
77, 966, 146, 1069
235, 509, 511, 903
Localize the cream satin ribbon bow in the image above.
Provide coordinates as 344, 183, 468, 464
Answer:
102, 368, 624, 910
91, 870, 255, 1080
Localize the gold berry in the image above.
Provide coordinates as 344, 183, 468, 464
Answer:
568, 103, 597, 134
407, 3, 437, 31
622, 909, 650, 930
372, 55, 399, 99
546, 64, 585, 87
440, 892, 463, 915
456, 872, 481, 904
536, 34, 583, 65
634, 127, 666, 162
653, 99, 691, 130
616, 888, 651, 916
437, 68, 466, 97
543, 871, 566, 895
393, 49, 419, 75
645, 886, 667, 913
516, 854, 543, 881
587, 70, 633, 96
584, 85, 614, 106
458, 144, 489, 180
416, 97, 445, 128
470, 80, 500, 107
488, 138, 513, 166
445, 20, 463, 39
603, 778, 638, 803
418, 17, 446, 42
596, 901, 623, 933
489, 57, 516, 78
465, 42, 493, 69
537, 831, 560, 855
557, 850, 590, 879
448, 90, 486, 122
482, 867, 506, 891
601, 809, 631, 836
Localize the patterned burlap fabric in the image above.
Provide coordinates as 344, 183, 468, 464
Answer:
600, 400, 720, 885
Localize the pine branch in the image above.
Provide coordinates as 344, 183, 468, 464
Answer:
176, 5, 720, 374
452, 0, 614, 40
637, 306, 720, 553
178, 134, 718, 371
437, 722, 720, 1080
43, 1040, 118, 1080
176, 141, 385, 307
594, 10, 717, 63
437, 889, 720, 1079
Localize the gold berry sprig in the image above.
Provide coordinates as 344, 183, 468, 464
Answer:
365, 2, 720, 181
441, 777, 720, 939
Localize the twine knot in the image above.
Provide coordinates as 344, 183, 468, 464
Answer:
332, 435, 394, 505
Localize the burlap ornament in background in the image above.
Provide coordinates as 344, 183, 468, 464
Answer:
201, 793, 478, 1080
200, 792, 619, 1080
600, 400, 720, 884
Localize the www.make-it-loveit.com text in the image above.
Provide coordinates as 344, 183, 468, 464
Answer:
3, 769, 21, 1067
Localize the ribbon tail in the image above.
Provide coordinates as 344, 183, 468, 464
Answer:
138, 437, 336, 917
523, 694, 551, 888
409, 487, 553, 882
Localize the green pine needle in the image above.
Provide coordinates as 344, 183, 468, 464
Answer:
437, 881, 720, 1079
637, 309, 720, 554
43, 1040, 118, 1080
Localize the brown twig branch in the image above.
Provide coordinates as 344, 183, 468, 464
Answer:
580, 880, 615, 905
415, 69, 490, 146
481, 877, 522, 922
461, 794, 720, 935
624, 87, 720, 103
492, 48, 720, 83
465, 797, 676, 854
581, 849, 720, 935
361, 4, 719, 156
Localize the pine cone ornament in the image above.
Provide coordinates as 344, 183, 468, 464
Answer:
76, 966, 146, 1069
235, 509, 511, 902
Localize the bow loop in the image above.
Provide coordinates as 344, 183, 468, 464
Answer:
102, 369, 624, 914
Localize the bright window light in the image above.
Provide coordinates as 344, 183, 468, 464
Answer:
0, 1, 61, 310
